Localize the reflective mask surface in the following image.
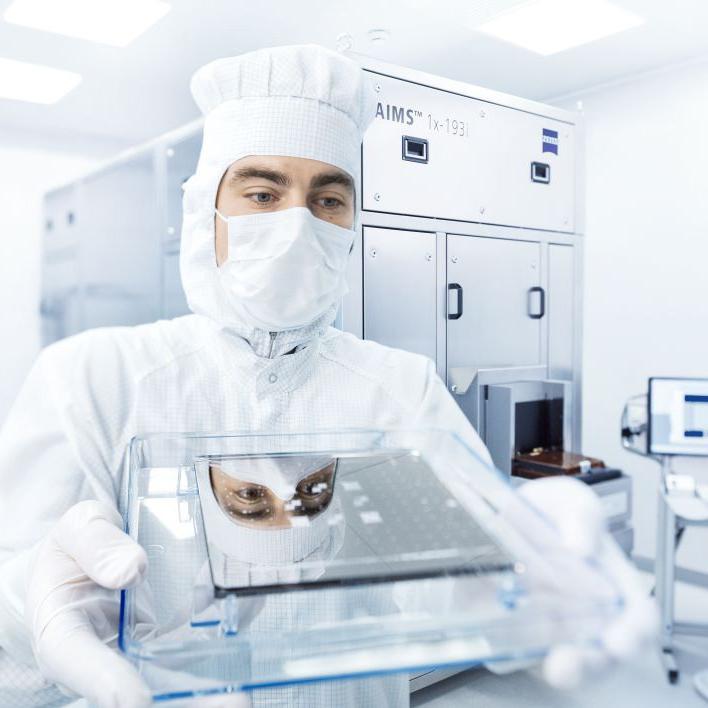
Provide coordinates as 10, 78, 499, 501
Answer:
209, 458, 337, 530
216, 207, 355, 331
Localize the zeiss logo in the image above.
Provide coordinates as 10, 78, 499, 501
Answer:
542, 128, 559, 155
376, 102, 415, 125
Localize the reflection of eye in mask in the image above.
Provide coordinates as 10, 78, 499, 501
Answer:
209, 458, 337, 530
196, 455, 343, 567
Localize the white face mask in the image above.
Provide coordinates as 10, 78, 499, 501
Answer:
215, 206, 355, 331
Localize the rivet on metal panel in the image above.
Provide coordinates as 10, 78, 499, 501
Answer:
337, 33, 354, 52
375, 83, 381, 92
425, 253, 432, 262
479, 206, 486, 215
369, 248, 377, 258
480, 110, 486, 118
166, 147, 175, 158
373, 192, 381, 201
451, 256, 458, 264
451, 384, 458, 393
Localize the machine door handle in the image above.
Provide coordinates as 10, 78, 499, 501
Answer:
447, 283, 463, 320
528, 286, 546, 319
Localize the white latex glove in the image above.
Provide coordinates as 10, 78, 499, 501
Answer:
25, 500, 251, 708
516, 477, 658, 689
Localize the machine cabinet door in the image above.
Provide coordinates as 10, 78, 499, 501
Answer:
161, 131, 201, 318
44, 185, 78, 255
446, 234, 542, 372
42, 187, 80, 344
78, 154, 161, 330
40, 255, 80, 345
548, 244, 575, 380
162, 248, 190, 318
164, 131, 201, 247
363, 227, 437, 363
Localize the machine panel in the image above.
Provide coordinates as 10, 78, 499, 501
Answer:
40, 254, 80, 345
43, 185, 78, 255
363, 227, 437, 362
161, 131, 200, 319
78, 155, 161, 329
446, 235, 542, 372
548, 244, 575, 380
162, 248, 190, 318
42, 187, 80, 344
164, 131, 201, 248
362, 72, 575, 233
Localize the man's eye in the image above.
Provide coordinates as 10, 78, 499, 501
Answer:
249, 192, 274, 204
236, 486, 265, 502
318, 197, 343, 209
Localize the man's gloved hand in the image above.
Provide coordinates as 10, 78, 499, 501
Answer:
516, 476, 658, 689
24, 500, 251, 708
25, 500, 152, 708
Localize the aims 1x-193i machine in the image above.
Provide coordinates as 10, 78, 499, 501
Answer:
343, 54, 634, 559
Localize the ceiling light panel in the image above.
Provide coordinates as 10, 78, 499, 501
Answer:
475, 0, 645, 55
0, 57, 81, 104
4, 0, 171, 48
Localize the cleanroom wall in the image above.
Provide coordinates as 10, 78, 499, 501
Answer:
553, 57, 708, 575
0, 134, 100, 423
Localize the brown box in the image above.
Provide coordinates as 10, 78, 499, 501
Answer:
512, 450, 605, 479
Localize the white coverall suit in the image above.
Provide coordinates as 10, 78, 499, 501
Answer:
0, 45, 492, 706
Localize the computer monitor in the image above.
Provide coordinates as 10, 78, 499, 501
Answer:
648, 377, 708, 456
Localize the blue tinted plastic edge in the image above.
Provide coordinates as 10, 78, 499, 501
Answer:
151, 649, 548, 702
118, 589, 126, 653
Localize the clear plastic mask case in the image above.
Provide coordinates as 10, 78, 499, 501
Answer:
119, 429, 621, 702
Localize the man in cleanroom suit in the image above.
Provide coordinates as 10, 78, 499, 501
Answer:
0, 45, 655, 707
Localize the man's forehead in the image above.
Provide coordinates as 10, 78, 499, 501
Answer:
227, 156, 353, 191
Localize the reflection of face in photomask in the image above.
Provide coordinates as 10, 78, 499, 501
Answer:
209, 460, 336, 530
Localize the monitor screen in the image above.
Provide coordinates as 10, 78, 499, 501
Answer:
649, 377, 708, 456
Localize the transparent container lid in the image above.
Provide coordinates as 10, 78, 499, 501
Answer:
119, 429, 621, 702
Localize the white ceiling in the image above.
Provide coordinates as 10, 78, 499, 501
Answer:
1, 0, 708, 154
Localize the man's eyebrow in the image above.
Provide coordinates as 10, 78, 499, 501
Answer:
230, 167, 292, 187
309, 171, 354, 193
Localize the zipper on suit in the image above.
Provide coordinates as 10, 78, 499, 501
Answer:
268, 331, 277, 358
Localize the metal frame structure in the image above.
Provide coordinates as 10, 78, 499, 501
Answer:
654, 455, 708, 684
622, 392, 708, 684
